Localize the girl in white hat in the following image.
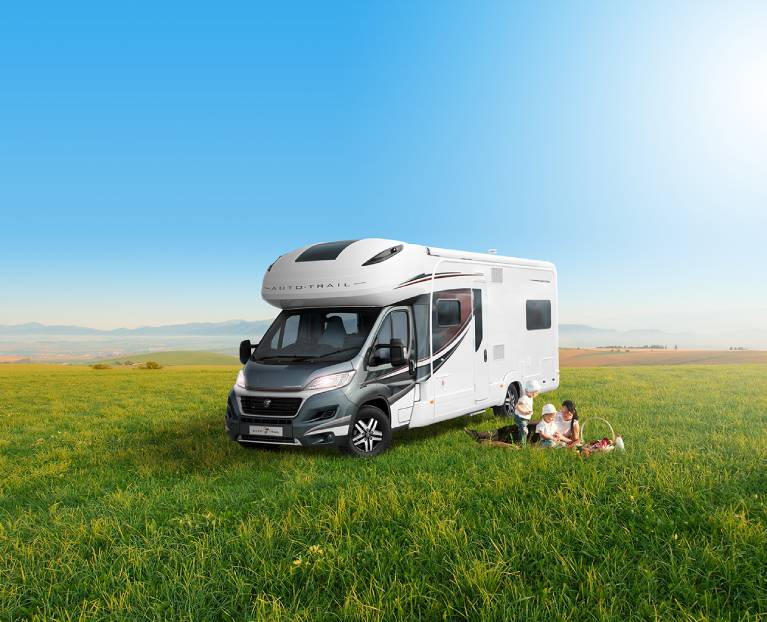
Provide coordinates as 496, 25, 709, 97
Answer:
536, 403, 565, 448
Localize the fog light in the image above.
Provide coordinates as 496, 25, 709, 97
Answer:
309, 407, 338, 422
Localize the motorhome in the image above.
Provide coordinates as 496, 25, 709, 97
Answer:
226, 238, 559, 456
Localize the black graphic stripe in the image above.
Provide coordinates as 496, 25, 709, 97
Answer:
432, 329, 469, 374
395, 272, 483, 289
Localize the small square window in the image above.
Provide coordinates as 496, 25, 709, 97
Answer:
437, 299, 461, 326
526, 300, 551, 330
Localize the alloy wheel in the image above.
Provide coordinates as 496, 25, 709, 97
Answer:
352, 417, 384, 453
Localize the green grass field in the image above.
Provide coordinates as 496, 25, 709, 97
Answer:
1, 364, 765, 621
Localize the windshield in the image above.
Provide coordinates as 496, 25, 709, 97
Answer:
252, 307, 382, 364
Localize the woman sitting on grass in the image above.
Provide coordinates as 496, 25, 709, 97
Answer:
556, 400, 581, 446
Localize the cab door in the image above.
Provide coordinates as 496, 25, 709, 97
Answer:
364, 307, 417, 426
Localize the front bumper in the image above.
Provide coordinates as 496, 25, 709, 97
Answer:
226, 387, 356, 447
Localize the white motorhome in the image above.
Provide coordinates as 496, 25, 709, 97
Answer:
226, 238, 558, 456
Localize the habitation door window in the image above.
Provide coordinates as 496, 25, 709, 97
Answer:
437, 300, 461, 326
431, 290, 472, 353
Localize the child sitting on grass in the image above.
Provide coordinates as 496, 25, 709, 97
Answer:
536, 403, 565, 448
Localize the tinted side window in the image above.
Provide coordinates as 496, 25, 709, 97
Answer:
412, 298, 429, 361
437, 300, 461, 326
526, 300, 552, 330
472, 289, 483, 351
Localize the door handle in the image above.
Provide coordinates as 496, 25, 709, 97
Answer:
483, 349, 487, 362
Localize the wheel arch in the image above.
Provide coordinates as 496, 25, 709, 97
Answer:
352, 384, 392, 420
499, 373, 522, 406
357, 396, 391, 420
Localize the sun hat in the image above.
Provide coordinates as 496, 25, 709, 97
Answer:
525, 380, 541, 393
542, 403, 557, 416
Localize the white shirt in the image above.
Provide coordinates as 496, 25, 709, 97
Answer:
555, 413, 574, 436
515, 394, 533, 420
536, 417, 558, 439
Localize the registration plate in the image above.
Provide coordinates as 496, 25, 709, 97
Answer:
249, 425, 284, 437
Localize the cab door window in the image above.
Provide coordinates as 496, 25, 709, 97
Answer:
370, 309, 410, 367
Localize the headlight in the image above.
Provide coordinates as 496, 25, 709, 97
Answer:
236, 369, 247, 388
304, 370, 355, 391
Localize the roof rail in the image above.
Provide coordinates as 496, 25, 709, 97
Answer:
426, 246, 554, 269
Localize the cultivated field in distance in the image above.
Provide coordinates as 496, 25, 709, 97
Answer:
5, 348, 766, 367
1, 363, 765, 620
560, 347, 767, 367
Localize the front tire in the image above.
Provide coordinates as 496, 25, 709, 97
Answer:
343, 405, 392, 457
493, 384, 519, 417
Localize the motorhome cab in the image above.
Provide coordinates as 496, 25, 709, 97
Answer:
226, 239, 558, 457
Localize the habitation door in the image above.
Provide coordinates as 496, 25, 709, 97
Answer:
472, 285, 489, 401
432, 289, 475, 422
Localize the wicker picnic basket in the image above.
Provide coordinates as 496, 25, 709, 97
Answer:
580, 416, 616, 445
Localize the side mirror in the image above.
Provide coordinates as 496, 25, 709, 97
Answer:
239, 340, 253, 365
389, 338, 407, 367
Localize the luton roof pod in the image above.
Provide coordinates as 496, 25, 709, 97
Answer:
227, 238, 559, 457
261, 238, 556, 310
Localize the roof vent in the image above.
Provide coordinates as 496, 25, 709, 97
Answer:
362, 244, 403, 266
295, 240, 357, 262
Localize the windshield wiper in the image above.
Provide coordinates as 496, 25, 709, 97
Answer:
255, 347, 359, 363
253, 355, 310, 362
302, 347, 360, 360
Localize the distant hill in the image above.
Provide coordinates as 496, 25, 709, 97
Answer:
0, 322, 104, 335
559, 324, 617, 334
0, 319, 273, 337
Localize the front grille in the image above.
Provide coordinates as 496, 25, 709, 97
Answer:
241, 415, 293, 426
240, 396, 302, 418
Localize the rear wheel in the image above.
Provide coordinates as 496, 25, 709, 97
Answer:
343, 405, 392, 457
493, 384, 519, 417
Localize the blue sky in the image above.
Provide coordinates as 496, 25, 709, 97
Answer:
1, 1, 765, 332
